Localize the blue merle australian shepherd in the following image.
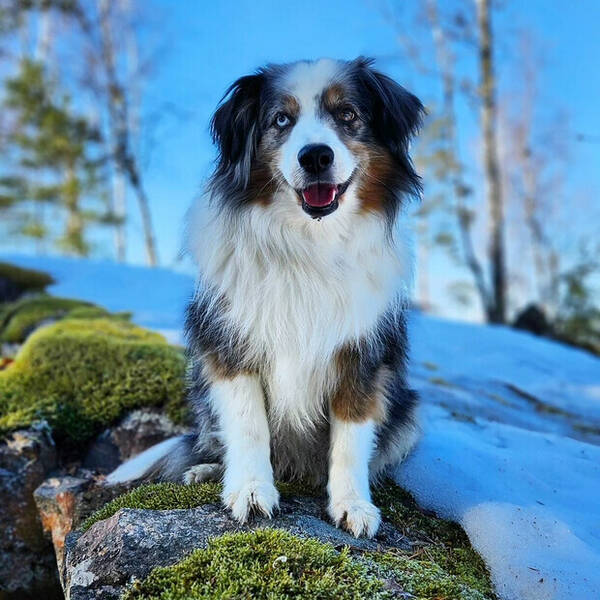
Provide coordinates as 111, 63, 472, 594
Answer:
108, 57, 424, 538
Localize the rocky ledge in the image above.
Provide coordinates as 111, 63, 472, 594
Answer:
57, 481, 496, 600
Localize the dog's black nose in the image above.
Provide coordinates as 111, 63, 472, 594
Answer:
298, 144, 334, 175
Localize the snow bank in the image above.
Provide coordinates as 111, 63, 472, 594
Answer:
399, 313, 600, 599
3, 253, 599, 599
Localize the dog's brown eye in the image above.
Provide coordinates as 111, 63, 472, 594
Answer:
338, 108, 356, 123
274, 112, 291, 128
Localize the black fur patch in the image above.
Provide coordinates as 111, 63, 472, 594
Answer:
185, 287, 255, 378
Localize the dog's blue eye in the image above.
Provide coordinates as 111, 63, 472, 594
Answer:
275, 113, 291, 128
338, 108, 356, 123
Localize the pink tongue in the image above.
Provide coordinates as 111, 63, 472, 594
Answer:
302, 183, 337, 207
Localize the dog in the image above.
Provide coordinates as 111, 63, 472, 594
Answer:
108, 57, 424, 538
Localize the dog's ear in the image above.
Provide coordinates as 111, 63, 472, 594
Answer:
211, 72, 265, 191
354, 57, 425, 196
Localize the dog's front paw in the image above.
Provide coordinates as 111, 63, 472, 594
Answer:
223, 479, 280, 523
328, 496, 381, 538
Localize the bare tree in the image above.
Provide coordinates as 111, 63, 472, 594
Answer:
95, 0, 158, 265
424, 0, 492, 316
475, 0, 506, 322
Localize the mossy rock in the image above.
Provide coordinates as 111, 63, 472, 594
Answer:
0, 261, 54, 303
0, 318, 188, 444
373, 483, 495, 598
0, 294, 113, 343
123, 529, 391, 600
80, 481, 317, 533
123, 527, 492, 600
81, 482, 222, 532
82, 480, 495, 599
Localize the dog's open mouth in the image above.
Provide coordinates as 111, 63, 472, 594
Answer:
298, 177, 352, 219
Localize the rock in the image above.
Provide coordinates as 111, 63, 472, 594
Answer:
513, 303, 553, 336
63, 495, 409, 600
83, 408, 191, 473
34, 474, 131, 583
34, 476, 90, 579
0, 424, 62, 599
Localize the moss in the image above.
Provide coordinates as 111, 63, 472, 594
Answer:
369, 551, 489, 600
373, 480, 496, 598
82, 481, 323, 532
82, 480, 495, 599
81, 482, 222, 532
0, 295, 108, 343
275, 480, 323, 498
123, 529, 391, 600
0, 317, 188, 443
0, 261, 54, 291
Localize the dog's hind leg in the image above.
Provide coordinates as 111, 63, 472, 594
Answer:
183, 463, 223, 484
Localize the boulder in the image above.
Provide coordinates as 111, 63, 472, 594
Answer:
0, 424, 62, 599
63, 495, 409, 600
33, 473, 130, 584
83, 408, 191, 473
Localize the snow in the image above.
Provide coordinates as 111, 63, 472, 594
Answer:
398, 314, 600, 600
3, 253, 600, 599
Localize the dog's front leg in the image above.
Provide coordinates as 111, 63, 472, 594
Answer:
327, 417, 381, 538
210, 374, 279, 522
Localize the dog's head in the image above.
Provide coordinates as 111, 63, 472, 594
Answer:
209, 57, 424, 225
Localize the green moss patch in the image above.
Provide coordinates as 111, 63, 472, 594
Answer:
370, 551, 489, 600
123, 529, 390, 600
373, 480, 495, 598
84, 480, 494, 599
0, 295, 110, 343
0, 317, 187, 443
81, 481, 322, 533
0, 261, 54, 292
81, 482, 222, 532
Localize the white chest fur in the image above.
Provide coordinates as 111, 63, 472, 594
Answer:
190, 200, 411, 431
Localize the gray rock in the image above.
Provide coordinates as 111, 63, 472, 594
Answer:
0, 424, 62, 599
34, 473, 131, 584
63, 495, 410, 600
83, 409, 191, 473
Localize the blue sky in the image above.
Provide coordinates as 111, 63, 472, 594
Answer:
3, 0, 599, 318
133, 0, 599, 268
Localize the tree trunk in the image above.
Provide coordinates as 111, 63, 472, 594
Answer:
112, 169, 127, 261
476, 0, 507, 323
426, 0, 492, 316
98, 0, 158, 266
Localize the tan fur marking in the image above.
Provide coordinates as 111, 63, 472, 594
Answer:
330, 345, 389, 423
321, 83, 346, 111
350, 143, 396, 215
281, 94, 300, 119
202, 353, 255, 382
